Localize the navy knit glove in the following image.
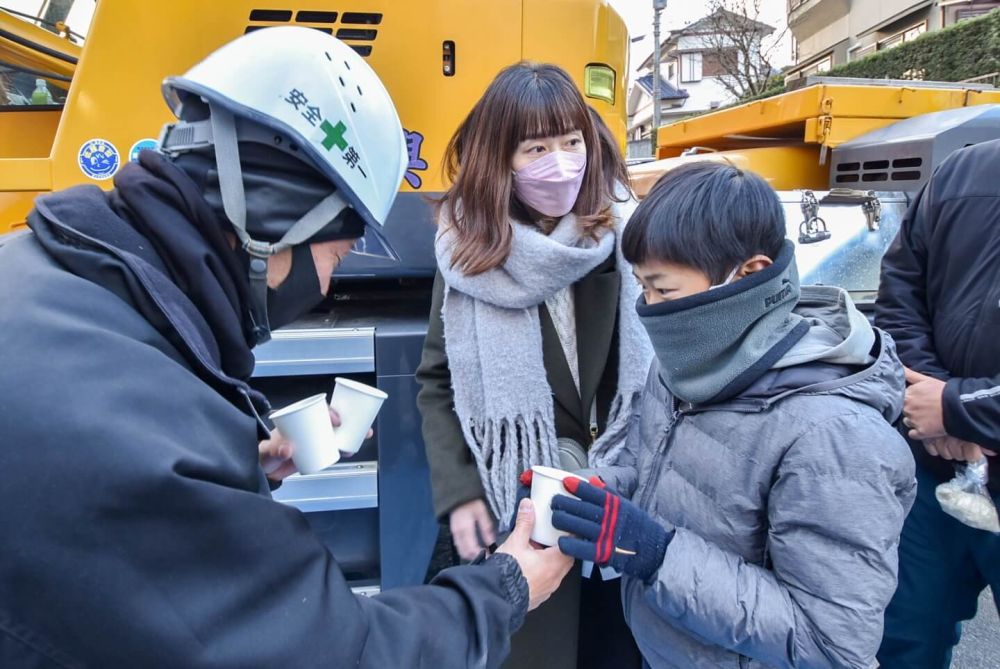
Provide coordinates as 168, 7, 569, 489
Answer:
551, 478, 672, 582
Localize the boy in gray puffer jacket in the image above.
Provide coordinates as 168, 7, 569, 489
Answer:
550, 162, 916, 668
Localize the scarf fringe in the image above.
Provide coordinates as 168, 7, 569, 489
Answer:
461, 412, 559, 529
439, 195, 654, 526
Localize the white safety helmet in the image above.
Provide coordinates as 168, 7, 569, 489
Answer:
156, 27, 407, 343
162, 26, 406, 235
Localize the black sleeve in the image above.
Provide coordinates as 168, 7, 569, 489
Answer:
110, 466, 527, 669
944, 376, 1000, 451
875, 182, 952, 379
416, 271, 487, 519
11, 329, 526, 669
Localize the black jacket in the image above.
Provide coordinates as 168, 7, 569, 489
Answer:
0, 160, 526, 668
876, 139, 1000, 491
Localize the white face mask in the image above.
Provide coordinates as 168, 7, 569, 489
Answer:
708, 266, 740, 291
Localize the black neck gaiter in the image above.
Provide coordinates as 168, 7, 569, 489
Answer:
265, 243, 326, 332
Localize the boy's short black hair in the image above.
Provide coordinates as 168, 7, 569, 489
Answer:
622, 161, 786, 283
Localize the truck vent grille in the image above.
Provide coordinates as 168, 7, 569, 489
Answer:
342, 12, 382, 24
245, 9, 381, 57
834, 156, 924, 185
297, 10, 338, 22
249, 9, 292, 21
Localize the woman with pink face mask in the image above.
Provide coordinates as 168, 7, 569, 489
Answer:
416, 62, 652, 669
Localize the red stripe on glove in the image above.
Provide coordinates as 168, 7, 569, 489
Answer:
563, 476, 580, 495
598, 491, 613, 563
603, 494, 620, 563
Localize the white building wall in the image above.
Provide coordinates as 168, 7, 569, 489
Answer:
664, 78, 733, 119
797, 13, 850, 62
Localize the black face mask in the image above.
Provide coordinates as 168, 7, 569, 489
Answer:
265, 243, 326, 332
172, 144, 365, 244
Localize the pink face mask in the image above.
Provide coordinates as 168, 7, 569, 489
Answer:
512, 151, 587, 218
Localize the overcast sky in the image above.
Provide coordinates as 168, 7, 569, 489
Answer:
608, 0, 793, 77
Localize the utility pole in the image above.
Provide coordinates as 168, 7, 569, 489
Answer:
40, 0, 75, 35
651, 0, 667, 158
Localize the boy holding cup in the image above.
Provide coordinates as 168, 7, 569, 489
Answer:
548, 162, 916, 668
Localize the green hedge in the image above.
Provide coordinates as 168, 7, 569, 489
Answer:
739, 8, 1000, 103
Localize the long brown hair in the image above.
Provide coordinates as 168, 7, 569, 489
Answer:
438, 62, 629, 276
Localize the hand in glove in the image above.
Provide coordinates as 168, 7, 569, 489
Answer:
551, 478, 672, 582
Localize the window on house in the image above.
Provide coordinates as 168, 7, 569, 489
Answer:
680, 52, 702, 83
666, 61, 676, 82
802, 54, 833, 77
852, 43, 877, 60
957, 8, 994, 22
879, 21, 927, 51
903, 23, 927, 41
880, 34, 904, 50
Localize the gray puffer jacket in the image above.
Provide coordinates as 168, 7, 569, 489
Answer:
594, 287, 916, 669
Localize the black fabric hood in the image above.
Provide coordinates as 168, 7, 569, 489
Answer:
26, 153, 268, 416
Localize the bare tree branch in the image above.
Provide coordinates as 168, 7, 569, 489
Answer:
701, 0, 779, 100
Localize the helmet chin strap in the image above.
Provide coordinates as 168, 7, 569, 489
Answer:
208, 103, 350, 345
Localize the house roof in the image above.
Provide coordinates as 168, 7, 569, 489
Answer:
684, 8, 774, 36
636, 74, 689, 101
638, 8, 776, 70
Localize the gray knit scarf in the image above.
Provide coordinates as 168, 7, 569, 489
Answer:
435, 198, 653, 525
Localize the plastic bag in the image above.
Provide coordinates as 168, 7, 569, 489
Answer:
935, 457, 1000, 533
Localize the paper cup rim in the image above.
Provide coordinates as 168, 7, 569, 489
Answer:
531, 465, 584, 482
334, 377, 388, 400
270, 393, 328, 420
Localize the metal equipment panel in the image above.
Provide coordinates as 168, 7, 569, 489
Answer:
252, 326, 375, 377
272, 462, 378, 513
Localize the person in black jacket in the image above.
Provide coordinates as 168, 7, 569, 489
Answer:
0, 28, 571, 669
876, 138, 1000, 668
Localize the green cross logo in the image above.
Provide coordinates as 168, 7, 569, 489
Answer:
321, 120, 349, 152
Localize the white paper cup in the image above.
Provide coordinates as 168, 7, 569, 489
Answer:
529, 465, 585, 547
270, 393, 340, 475
328, 377, 388, 456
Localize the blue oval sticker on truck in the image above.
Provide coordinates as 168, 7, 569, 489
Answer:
129, 138, 159, 162
78, 139, 120, 180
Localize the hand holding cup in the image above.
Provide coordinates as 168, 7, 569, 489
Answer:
262, 403, 375, 480
496, 498, 574, 611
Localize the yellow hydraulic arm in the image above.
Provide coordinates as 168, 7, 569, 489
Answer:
0, 7, 80, 83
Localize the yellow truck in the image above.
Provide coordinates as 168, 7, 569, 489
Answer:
1, 0, 627, 233
632, 76, 1000, 194
0, 0, 629, 594
631, 76, 1000, 305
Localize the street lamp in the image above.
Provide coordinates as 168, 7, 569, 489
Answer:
651, 0, 667, 157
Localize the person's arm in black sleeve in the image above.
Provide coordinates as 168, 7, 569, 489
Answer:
943, 375, 1000, 451
875, 180, 952, 379
416, 271, 487, 519
119, 466, 528, 669
358, 553, 528, 668
45, 340, 528, 669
